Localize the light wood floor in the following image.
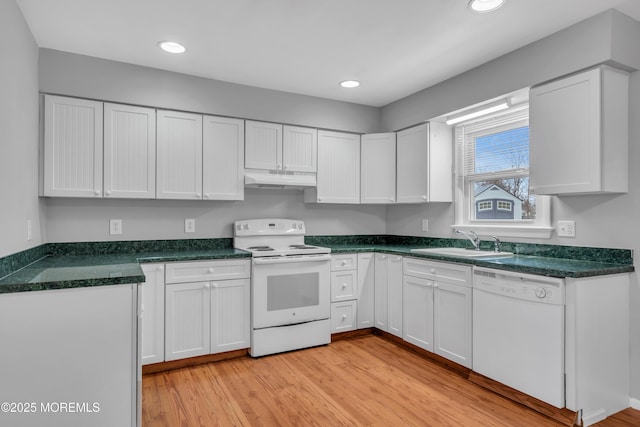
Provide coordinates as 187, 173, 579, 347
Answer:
142, 335, 640, 426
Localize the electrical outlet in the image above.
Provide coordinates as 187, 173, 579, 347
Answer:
27, 219, 32, 241
557, 220, 575, 237
109, 219, 122, 235
422, 219, 429, 232
185, 218, 196, 233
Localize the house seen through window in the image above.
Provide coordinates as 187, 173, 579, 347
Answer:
455, 107, 535, 222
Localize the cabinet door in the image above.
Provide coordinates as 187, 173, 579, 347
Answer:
387, 255, 404, 338
140, 263, 165, 365
156, 110, 203, 200
103, 103, 156, 199
331, 270, 357, 302
331, 300, 358, 333
165, 282, 210, 361
434, 282, 472, 368
316, 130, 361, 203
203, 115, 244, 200
283, 125, 317, 172
396, 124, 428, 203
245, 120, 282, 170
43, 95, 103, 197
361, 132, 396, 204
357, 253, 375, 329
211, 278, 250, 353
530, 66, 628, 195
403, 275, 434, 352
374, 254, 388, 331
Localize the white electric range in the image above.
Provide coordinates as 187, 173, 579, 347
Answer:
234, 219, 331, 357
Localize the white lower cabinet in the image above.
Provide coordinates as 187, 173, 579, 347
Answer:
374, 253, 403, 338
357, 253, 375, 328
164, 259, 250, 361
402, 258, 472, 368
331, 300, 358, 333
140, 263, 165, 365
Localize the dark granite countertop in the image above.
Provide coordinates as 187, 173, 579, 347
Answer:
0, 236, 633, 294
325, 244, 634, 278
0, 247, 250, 294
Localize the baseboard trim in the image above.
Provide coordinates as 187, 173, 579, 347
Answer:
142, 348, 249, 375
630, 397, 640, 410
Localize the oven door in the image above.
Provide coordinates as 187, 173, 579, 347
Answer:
252, 254, 330, 329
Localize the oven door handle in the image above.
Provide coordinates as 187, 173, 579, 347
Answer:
253, 254, 332, 265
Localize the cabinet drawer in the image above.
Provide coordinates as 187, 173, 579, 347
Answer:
165, 259, 250, 284
331, 254, 357, 271
331, 270, 357, 302
331, 300, 357, 333
403, 258, 471, 286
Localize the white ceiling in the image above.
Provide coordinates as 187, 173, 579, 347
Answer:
16, 0, 640, 107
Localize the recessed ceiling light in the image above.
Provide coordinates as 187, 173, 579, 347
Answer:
158, 41, 186, 54
468, 0, 506, 13
340, 80, 360, 88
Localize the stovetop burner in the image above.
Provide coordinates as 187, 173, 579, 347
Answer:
289, 244, 318, 250
247, 246, 274, 251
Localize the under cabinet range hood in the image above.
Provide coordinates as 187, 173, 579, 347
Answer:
244, 171, 317, 189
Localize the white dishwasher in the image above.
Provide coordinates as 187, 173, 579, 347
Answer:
473, 267, 565, 408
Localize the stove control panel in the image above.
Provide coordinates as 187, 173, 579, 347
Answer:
234, 219, 305, 236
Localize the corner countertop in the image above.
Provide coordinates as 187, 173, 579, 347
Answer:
0, 237, 633, 295
0, 248, 250, 294
325, 244, 634, 279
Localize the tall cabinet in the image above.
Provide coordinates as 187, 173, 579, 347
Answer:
104, 103, 156, 199
360, 132, 396, 204
43, 95, 104, 197
396, 122, 452, 203
156, 110, 203, 200
203, 115, 245, 200
306, 130, 361, 203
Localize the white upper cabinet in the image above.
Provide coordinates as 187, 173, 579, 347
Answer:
43, 95, 104, 197
307, 130, 360, 203
282, 125, 317, 172
361, 132, 396, 204
245, 121, 317, 173
203, 115, 245, 200
103, 103, 156, 199
396, 122, 452, 203
529, 66, 629, 195
245, 120, 282, 170
156, 110, 203, 200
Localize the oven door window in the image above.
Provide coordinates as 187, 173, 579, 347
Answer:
267, 273, 319, 311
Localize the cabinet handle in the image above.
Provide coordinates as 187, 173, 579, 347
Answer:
430, 269, 436, 274
203, 194, 209, 199
212, 283, 218, 288
276, 164, 282, 170
342, 314, 347, 320
141, 303, 145, 313
94, 190, 101, 196
157, 266, 164, 272
105, 190, 112, 196
381, 255, 386, 260
422, 195, 427, 200
342, 283, 348, 289
341, 261, 347, 266
283, 165, 288, 170
195, 193, 201, 198
204, 283, 210, 289
434, 284, 439, 289
208, 268, 215, 273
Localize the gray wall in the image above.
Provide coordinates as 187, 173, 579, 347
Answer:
39, 49, 382, 134
384, 10, 640, 400
0, 0, 42, 257
44, 190, 386, 242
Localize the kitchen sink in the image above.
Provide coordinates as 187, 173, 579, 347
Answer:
410, 247, 513, 259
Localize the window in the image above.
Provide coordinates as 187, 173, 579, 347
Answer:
453, 105, 552, 238
478, 201, 492, 211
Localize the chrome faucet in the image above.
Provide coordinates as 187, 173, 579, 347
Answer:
456, 229, 480, 250
492, 236, 501, 253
